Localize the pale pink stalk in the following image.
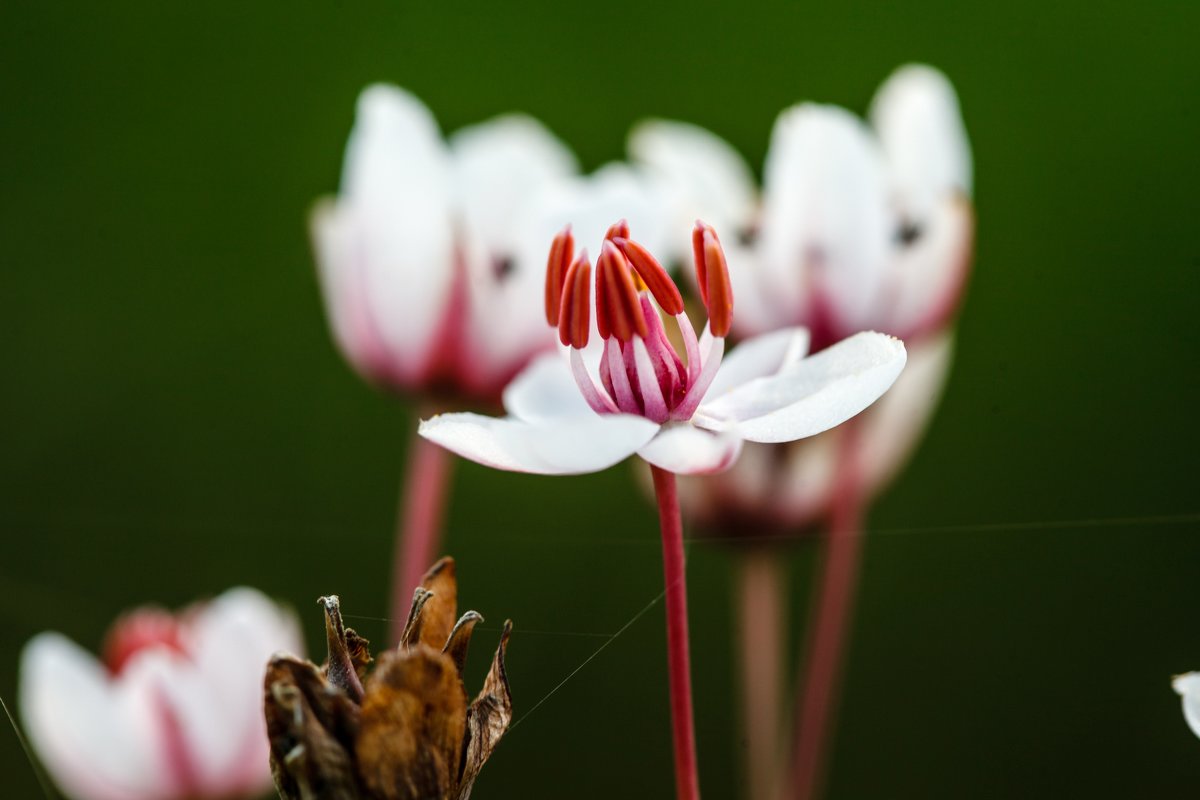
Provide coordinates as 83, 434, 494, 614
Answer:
790, 421, 864, 800
391, 428, 456, 645
652, 465, 701, 800
737, 549, 787, 800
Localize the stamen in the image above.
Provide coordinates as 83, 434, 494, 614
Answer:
604, 337, 639, 413
544, 225, 573, 326
671, 335, 726, 421
557, 250, 592, 349
605, 219, 630, 241
695, 222, 733, 337
676, 310, 701, 385
570, 347, 619, 414
614, 237, 684, 315
597, 240, 649, 342
632, 337, 669, 423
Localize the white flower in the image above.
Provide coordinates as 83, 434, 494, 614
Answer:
311, 84, 580, 400
1173, 672, 1200, 740
419, 221, 905, 476
631, 63, 973, 346
630, 65, 973, 527
20, 588, 303, 800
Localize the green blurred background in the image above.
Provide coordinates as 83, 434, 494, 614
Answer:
3, 1, 1199, 797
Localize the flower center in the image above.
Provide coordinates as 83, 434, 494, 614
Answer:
544, 219, 733, 424
102, 608, 189, 675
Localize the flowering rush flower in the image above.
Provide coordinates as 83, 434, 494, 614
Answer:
264, 557, 512, 800
418, 220, 907, 476
631, 64, 973, 528
311, 84, 579, 401
419, 218, 904, 800
19, 588, 302, 800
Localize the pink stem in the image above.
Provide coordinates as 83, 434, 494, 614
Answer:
737, 549, 787, 800
790, 422, 864, 800
390, 428, 455, 646
651, 465, 702, 800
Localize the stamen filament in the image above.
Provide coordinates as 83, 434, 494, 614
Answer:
570, 348, 618, 414
671, 333, 725, 421
632, 337, 669, 423
604, 337, 638, 413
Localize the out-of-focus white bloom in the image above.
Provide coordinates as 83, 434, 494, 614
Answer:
312, 85, 583, 401
20, 588, 303, 800
631, 65, 974, 530
420, 221, 905, 476
1173, 672, 1200, 740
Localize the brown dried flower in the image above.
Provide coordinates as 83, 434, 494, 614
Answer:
264, 557, 512, 800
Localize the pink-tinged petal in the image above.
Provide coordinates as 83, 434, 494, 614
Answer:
419, 412, 659, 475
858, 332, 954, 496
883, 197, 974, 338
869, 64, 973, 221
759, 104, 891, 333
20, 634, 174, 800
339, 85, 457, 380
628, 119, 758, 252
638, 424, 744, 475
696, 332, 906, 443
451, 115, 579, 387
705, 327, 810, 399
1173, 672, 1200, 739
502, 351, 595, 422
163, 589, 302, 797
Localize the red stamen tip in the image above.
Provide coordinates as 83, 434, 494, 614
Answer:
696, 221, 733, 337
614, 237, 684, 315
558, 250, 591, 349
545, 225, 574, 326
597, 239, 649, 342
605, 219, 631, 242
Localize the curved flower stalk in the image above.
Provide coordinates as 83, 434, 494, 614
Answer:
420, 220, 905, 800
264, 557, 512, 800
633, 64, 973, 800
19, 588, 302, 800
312, 85, 669, 640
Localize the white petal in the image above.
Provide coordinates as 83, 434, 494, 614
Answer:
884, 197, 974, 338
502, 351, 594, 422
20, 634, 173, 800
759, 104, 892, 332
706, 327, 810, 399
638, 424, 744, 475
338, 85, 457, 378
869, 64, 973, 221
696, 332, 906, 443
419, 412, 659, 475
450, 114, 578, 257
858, 332, 954, 495
1174, 672, 1200, 739
165, 589, 302, 797
628, 119, 758, 256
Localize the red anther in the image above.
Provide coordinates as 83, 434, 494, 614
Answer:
597, 240, 649, 342
545, 225, 574, 327
700, 225, 734, 337
692, 221, 709, 307
614, 237, 684, 315
558, 251, 592, 349
605, 219, 630, 241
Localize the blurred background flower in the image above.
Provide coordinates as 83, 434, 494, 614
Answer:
19, 589, 301, 800
2, 3, 1197, 799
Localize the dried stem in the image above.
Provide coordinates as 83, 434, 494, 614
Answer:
651, 465, 701, 800
736, 548, 787, 800
390, 429, 455, 646
790, 422, 865, 800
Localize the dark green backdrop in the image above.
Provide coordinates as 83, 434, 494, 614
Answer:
3, 1, 1199, 797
